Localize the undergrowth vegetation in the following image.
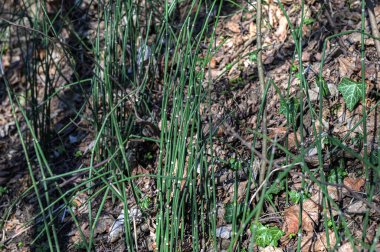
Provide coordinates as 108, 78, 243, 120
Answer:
0, 0, 379, 251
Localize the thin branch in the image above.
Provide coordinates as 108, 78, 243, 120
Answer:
256, 0, 268, 186
366, 0, 380, 63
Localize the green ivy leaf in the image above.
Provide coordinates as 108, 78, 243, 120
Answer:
251, 222, 285, 247
338, 77, 366, 111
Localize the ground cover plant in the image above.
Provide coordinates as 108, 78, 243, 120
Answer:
0, 0, 380, 251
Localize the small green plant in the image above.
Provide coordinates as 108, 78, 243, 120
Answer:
226, 63, 233, 70
350, 132, 363, 149
73, 241, 87, 250
224, 203, 242, 224
327, 219, 334, 229
0, 187, 7, 197
288, 190, 311, 204
224, 203, 234, 223
304, 18, 315, 25
144, 152, 154, 161
265, 179, 285, 201
370, 150, 379, 166
327, 167, 347, 184
249, 52, 257, 61
294, 72, 302, 79
338, 77, 366, 111
228, 158, 242, 171
250, 222, 285, 247
290, 64, 298, 72
317, 76, 329, 97
140, 196, 151, 211
288, 233, 296, 239
230, 77, 244, 85
279, 97, 300, 124
17, 241, 24, 248
74, 150, 82, 158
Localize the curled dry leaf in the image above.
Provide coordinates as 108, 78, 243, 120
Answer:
343, 177, 365, 192
109, 212, 124, 243
282, 199, 320, 235
108, 207, 143, 243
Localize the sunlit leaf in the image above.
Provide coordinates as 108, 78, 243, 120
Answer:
338, 77, 365, 111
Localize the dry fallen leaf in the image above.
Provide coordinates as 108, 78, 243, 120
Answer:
346, 201, 367, 214
259, 246, 283, 252
338, 57, 356, 78
268, 127, 300, 149
283, 199, 320, 235
209, 57, 217, 69
226, 21, 240, 33
343, 177, 365, 192
337, 242, 355, 252
249, 22, 256, 37
275, 15, 288, 42
301, 231, 336, 252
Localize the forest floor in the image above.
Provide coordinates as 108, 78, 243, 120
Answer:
0, 0, 380, 251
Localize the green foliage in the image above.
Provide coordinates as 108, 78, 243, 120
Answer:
304, 18, 315, 25
294, 72, 302, 79
224, 203, 234, 223
265, 179, 285, 201
226, 63, 233, 70
288, 190, 310, 204
327, 219, 334, 229
338, 77, 366, 111
74, 150, 82, 158
288, 233, 296, 239
230, 77, 244, 86
370, 150, 379, 166
0, 186, 7, 197
251, 222, 285, 247
139, 196, 150, 211
144, 152, 154, 161
224, 203, 242, 223
327, 167, 347, 184
73, 241, 87, 250
228, 158, 242, 171
249, 52, 257, 61
279, 97, 300, 124
317, 76, 329, 97
290, 64, 298, 72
